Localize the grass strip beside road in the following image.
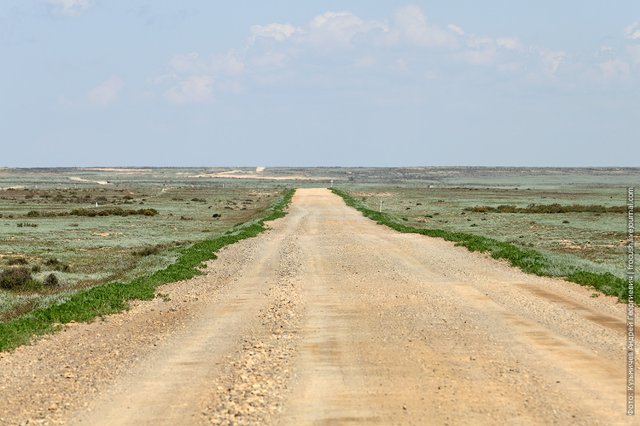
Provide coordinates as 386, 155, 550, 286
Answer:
331, 188, 637, 303
0, 189, 295, 352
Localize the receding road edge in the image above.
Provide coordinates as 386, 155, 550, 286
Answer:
0, 189, 295, 352
330, 187, 637, 303
0, 188, 634, 425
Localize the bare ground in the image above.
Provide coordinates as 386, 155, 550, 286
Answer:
0, 188, 635, 425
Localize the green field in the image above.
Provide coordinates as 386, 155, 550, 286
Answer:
0, 168, 295, 322
334, 169, 639, 300
2, 166, 638, 326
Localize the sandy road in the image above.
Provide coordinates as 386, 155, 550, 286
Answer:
0, 188, 635, 425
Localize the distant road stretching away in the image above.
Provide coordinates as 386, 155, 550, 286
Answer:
0, 189, 631, 425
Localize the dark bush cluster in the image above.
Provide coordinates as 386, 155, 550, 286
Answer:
24, 208, 159, 218
44, 273, 59, 287
6, 257, 28, 265
0, 267, 33, 289
465, 203, 625, 214
69, 207, 159, 217
133, 246, 162, 257
44, 258, 70, 272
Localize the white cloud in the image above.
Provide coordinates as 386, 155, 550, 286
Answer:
538, 48, 566, 76
305, 11, 386, 48
447, 24, 465, 36
87, 77, 123, 106
385, 5, 456, 48
213, 51, 244, 76
46, 0, 92, 16
165, 75, 214, 104
599, 59, 630, 79
496, 37, 523, 51
249, 23, 301, 44
625, 22, 640, 40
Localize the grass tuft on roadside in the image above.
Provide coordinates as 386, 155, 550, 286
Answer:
0, 189, 295, 352
331, 188, 637, 303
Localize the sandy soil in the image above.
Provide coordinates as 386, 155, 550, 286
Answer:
0, 188, 635, 425
68, 177, 110, 185
189, 171, 331, 181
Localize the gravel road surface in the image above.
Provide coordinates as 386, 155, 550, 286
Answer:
0, 188, 634, 425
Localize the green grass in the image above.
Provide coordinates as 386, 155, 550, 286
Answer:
331, 188, 637, 303
0, 189, 295, 352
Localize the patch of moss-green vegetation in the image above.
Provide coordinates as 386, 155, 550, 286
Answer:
331, 188, 637, 304
0, 189, 294, 352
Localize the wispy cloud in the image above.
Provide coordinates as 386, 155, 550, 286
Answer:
303, 11, 386, 49
625, 22, 640, 40
165, 75, 214, 104
384, 5, 456, 48
156, 5, 636, 105
537, 48, 567, 77
249, 23, 301, 44
46, 0, 92, 16
160, 50, 244, 104
87, 77, 123, 106
599, 58, 630, 79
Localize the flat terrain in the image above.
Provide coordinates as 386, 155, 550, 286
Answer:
0, 169, 283, 321
0, 189, 634, 425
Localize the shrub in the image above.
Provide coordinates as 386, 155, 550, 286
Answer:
0, 267, 33, 289
68, 208, 158, 217
44, 258, 70, 272
134, 246, 162, 257
44, 273, 59, 287
465, 204, 626, 214
7, 257, 28, 266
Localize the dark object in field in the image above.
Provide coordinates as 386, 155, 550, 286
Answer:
44, 258, 70, 272
0, 266, 32, 289
212, 213, 221, 218
465, 204, 625, 214
44, 273, 59, 287
25, 208, 159, 218
7, 257, 28, 266
134, 246, 162, 256
191, 198, 207, 203
17, 222, 38, 228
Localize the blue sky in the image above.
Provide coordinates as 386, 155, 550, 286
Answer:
1, 1, 639, 167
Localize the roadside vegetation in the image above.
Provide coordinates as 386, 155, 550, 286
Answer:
465, 204, 625, 214
331, 188, 638, 303
0, 179, 284, 322
0, 189, 294, 351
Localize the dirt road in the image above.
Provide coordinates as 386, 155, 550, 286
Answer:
0, 188, 634, 425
